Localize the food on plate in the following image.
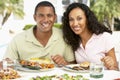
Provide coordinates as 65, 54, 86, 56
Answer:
0, 68, 20, 79
72, 66, 85, 70
67, 62, 90, 71
19, 58, 54, 70
30, 74, 89, 80
80, 61, 90, 70
30, 57, 51, 64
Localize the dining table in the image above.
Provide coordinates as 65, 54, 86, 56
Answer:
13, 66, 120, 80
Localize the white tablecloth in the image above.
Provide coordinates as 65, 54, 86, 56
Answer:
14, 67, 120, 80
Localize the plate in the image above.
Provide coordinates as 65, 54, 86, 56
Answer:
18, 59, 55, 72
63, 64, 89, 73
15, 66, 54, 72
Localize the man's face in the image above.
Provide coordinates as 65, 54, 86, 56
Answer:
34, 6, 56, 33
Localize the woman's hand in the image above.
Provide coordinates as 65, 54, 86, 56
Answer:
51, 55, 68, 66
101, 56, 118, 70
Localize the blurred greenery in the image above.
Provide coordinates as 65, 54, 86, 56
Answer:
0, 0, 24, 27
23, 23, 62, 30
23, 24, 34, 30
114, 18, 120, 31
90, 0, 120, 30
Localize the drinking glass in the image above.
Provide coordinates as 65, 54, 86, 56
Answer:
2, 59, 16, 69
90, 62, 104, 78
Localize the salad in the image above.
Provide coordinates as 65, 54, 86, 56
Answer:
30, 74, 89, 80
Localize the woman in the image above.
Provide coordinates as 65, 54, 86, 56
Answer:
62, 3, 118, 70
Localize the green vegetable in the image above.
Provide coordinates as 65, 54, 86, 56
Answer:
29, 74, 89, 80
22, 65, 40, 70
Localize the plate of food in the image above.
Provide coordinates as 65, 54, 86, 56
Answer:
16, 65, 55, 72
16, 58, 55, 72
63, 62, 90, 73
30, 74, 89, 80
0, 68, 21, 79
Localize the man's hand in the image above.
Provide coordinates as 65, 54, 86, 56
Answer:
51, 55, 68, 66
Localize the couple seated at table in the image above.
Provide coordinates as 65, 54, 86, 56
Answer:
0, 1, 119, 71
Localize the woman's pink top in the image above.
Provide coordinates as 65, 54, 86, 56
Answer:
75, 32, 115, 64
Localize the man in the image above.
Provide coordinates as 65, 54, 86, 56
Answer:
3, 1, 75, 66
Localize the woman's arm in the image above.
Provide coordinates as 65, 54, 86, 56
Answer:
102, 48, 118, 70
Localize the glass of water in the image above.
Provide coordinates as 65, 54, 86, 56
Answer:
90, 62, 104, 78
2, 59, 16, 69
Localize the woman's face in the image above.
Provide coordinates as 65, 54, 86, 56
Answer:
69, 8, 87, 35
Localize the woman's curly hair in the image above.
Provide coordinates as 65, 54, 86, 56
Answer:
62, 3, 112, 51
